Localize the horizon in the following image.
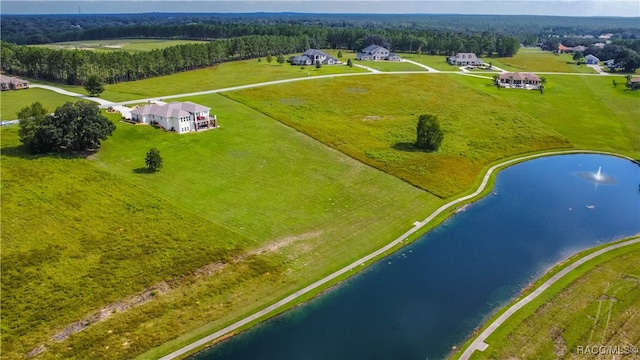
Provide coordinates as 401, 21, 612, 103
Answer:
1, 1, 639, 17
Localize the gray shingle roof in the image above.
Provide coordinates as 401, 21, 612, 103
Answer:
361, 44, 387, 53
131, 101, 209, 118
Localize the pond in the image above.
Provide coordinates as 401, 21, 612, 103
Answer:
191, 154, 640, 360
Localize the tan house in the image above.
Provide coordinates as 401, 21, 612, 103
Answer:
497, 72, 541, 89
1, 75, 29, 91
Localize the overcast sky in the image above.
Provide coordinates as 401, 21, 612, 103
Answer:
1, 0, 639, 16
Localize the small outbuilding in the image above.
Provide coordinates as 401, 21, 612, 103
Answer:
585, 54, 600, 65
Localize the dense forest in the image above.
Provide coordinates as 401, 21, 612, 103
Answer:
3, 13, 640, 45
1, 13, 638, 86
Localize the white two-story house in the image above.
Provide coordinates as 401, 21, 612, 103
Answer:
131, 101, 217, 134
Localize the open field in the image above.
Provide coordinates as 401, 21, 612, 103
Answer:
0, 88, 80, 120
31, 39, 210, 53
1, 92, 439, 359
355, 60, 426, 72
3, 49, 640, 360
224, 73, 573, 198
100, 57, 365, 102
452, 74, 640, 157
463, 240, 640, 360
400, 48, 599, 74
488, 48, 599, 74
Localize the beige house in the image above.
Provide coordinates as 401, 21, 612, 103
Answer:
497, 72, 541, 89
1, 75, 29, 91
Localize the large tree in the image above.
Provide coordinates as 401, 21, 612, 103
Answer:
415, 114, 444, 152
83, 74, 105, 96
17, 102, 49, 153
18, 101, 115, 154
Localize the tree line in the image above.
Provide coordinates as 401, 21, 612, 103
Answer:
1, 28, 520, 86
1, 35, 308, 84
3, 13, 639, 45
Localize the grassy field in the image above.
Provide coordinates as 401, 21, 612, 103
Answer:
31, 39, 210, 53
355, 60, 427, 72
3, 50, 640, 360
99, 57, 365, 102
461, 240, 640, 360
452, 74, 640, 157
0, 88, 80, 120
400, 48, 599, 74
1, 92, 440, 359
487, 48, 599, 74
224, 73, 573, 198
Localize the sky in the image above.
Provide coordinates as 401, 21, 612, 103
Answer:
1, 0, 639, 16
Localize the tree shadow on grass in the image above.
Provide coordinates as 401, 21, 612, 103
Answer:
1, 144, 97, 160
133, 167, 155, 174
392, 142, 426, 153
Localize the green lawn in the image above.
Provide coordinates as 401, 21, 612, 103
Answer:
224, 73, 572, 198
452, 74, 640, 157
398, 53, 456, 71
462, 241, 640, 360
100, 58, 366, 102
355, 59, 426, 72
487, 48, 599, 74
0, 88, 80, 120
32, 39, 210, 53
1, 93, 439, 359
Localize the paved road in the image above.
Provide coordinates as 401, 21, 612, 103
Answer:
353, 63, 381, 73
158, 149, 633, 360
459, 236, 640, 360
30, 84, 113, 106
402, 59, 439, 72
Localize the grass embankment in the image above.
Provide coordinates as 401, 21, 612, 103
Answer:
453, 238, 640, 359
225, 73, 572, 198
1, 92, 439, 359
0, 88, 80, 120
31, 39, 210, 53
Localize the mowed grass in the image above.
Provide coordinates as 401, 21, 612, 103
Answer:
488, 48, 599, 74
469, 242, 640, 360
101, 58, 366, 102
0, 88, 80, 120
1, 92, 440, 359
225, 74, 572, 198
355, 60, 427, 72
452, 74, 640, 157
31, 39, 210, 53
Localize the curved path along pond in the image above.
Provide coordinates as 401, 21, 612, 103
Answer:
190, 153, 639, 360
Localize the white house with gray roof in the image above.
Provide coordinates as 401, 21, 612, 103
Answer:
447, 53, 483, 66
357, 45, 401, 61
130, 101, 217, 134
290, 49, 337, 66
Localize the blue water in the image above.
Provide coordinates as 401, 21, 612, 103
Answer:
191, 154, 640, 360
